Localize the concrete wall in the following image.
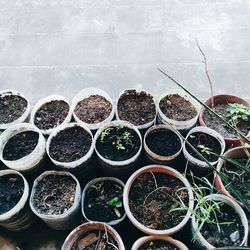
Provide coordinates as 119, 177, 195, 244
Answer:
0, 0, 249, 104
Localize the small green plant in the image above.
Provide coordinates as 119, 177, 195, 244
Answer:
226, 103, 250, 125
197, 144, 213, 155
106, 197, 122, 208
100, 128, 113, 143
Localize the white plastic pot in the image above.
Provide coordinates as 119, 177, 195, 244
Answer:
30, 94, 72, 135
191, 194, 249, 249
30, 170, 81, 230
0, 123, 46, 174
0, 169, 35, 231
72, 88, 115, 130
0, 90, 31, 131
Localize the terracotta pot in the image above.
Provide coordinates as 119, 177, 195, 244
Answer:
132, 235, 188, 250
62, 221, 125, 250
123, 165, 194, 236
198, 94, 250, 148
215, 146, 250, 207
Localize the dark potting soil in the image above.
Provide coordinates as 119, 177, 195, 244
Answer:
139, 240, 177, 250
34, 100, 69, 130
159, 94, 197, 121
186, 132, 221, 162
0, 174, 24, 214
200, 202, 244, 247
96, 125, 140, 161
129, 173, 189, 230
32, 175, 76, 215
203, 103, 249, 139
72, 230, 118, 250
74, 95, 112, 124
49, 126, 92, 162
84, 180, 124, 223
146, 130, 181, 157
0, 93, 28, 124
117, 89, 156, 126
3, 131, 39, 161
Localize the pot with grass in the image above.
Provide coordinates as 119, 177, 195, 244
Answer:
157, 89, 200, 134
30, 170, 81, 230
0, 169, 35, 231
30, 95, 72, 136
94, 120, 142, 178
144, 124, 183, 166
132, 235, 188, 250
72, 88, 115, 131
0, 123, 46, 175
199, 94, 250, 148
123, 165, 194, 236
62, 221, 125, 250
0, 90, 31, 131
116, 89, 156, 131
81, 177, 126, 226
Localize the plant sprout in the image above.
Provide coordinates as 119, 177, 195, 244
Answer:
197, 144, 213, 155
226, 103, 250, 125
106, 197, 122, 208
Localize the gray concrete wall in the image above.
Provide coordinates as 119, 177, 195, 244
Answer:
0, 0, 249, 104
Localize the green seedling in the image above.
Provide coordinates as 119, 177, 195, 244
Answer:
226, 103, 250, 125
197, 144, 213, 155
106, 197, 122, 208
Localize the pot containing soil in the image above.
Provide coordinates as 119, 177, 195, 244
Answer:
123, 165, 194, 235
30, 170, 81, 230
94, 120, 142, 178
30, 95, 72, 135
183, 126, 225, 172
0, 123, 46, 174
72, 88, 115, 131
62, 221, 125, 250
0, 90, 31, 131
0, 169, 35, 231
157, 89, 200, 134
46, 123, 95, 175
199, 94, 250, 148
215, 146, 250, 208
144, 125, 183, 166
116, 89, 156, 131
132, 235, 188, 250
82, 177, 126, 226
191, 194, 248, 249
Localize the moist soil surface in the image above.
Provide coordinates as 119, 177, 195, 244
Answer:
203, 103, 249, 139
84, 180, 124, 223
32, 175, 76, 215
140, 240, 177, 250
49, 125, 92, 162
74, 95, 112, 124
96, 125, 140, 161
146, 130, 181, 157
34, 100, 69, 130
186, 132, 221, 162
0, 93, 28, 124
200, 202, 244, 247
72, 230, 118, 250
159, 94, 197, 121
0, 174, 24, 215
3, 131, 39, 161
117, 89, 156, 126
129, 172, 189, 230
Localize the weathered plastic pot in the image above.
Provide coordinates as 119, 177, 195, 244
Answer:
0, 170, 35, 231
132, 235, 189, 250
29, 170, 81, 230
199, 94, 250, 148
0, 90, 31, 131
62, 221, 125, 250
144, 124, 183, 165
191, 194, 249, 249
94, 120, 142, 178
81, 177, 126, 226
123, 165, 194, 236
30, 94, 72, 135
72, 87, 115, 131
0, 123, 46, 174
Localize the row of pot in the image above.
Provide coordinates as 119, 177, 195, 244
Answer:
0, 164, 249, 249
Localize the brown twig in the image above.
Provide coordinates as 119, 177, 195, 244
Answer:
195, 39, 214, 109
